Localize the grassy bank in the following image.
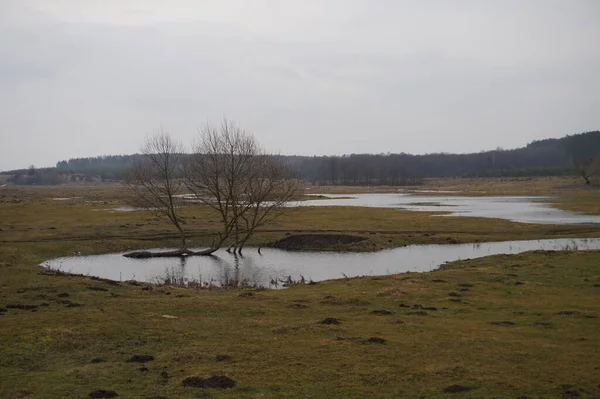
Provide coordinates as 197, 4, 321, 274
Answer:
1, 243, 599, 398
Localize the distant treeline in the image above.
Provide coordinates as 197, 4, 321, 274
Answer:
2, 131, 599, 186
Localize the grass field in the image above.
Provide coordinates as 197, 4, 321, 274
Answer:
1, 177, 600, 398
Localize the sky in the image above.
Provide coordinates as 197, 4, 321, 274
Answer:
1, 0, 599, 171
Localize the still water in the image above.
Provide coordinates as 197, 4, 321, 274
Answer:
302, 194, 600, 225
43, 238, 600, 288
98, 194, 600, 225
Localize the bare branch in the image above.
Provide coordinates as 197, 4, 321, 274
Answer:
124, 129, 188, 249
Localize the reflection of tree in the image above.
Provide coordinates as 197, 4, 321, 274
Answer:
154, 256, 188, 286
151, 254, 269, 288
212, 255, 266, 288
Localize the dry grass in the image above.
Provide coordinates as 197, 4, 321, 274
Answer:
1, 244, 599, 398
0, 179, 599, 397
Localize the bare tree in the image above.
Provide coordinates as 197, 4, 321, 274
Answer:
123, 131, 200, 258
186, 119, 300, 255
230, 154, 300, 254
573, 156, 598, 185
122, 121, 299, 258
565, 132, 600, 185
185, 120, 256, 253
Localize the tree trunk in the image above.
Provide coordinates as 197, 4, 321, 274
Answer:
123, 233, 226, 258
237, 237, 250, 255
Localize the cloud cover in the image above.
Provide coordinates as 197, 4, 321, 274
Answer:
1, 0, 599, 170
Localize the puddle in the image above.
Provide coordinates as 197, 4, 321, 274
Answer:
93, 207, 145, 212
42, 238, 600, 288
301, 194, 600, 225
406, 190, 458, 193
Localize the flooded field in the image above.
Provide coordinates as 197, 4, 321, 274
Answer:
43, 238, 600, 288
302, 193, 600, 225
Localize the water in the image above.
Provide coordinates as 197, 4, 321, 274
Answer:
42, 238, 600, 288
96, 193, 600, 225
301, 194, 600, 225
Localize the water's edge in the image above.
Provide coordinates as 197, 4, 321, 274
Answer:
43, 238, 600, 288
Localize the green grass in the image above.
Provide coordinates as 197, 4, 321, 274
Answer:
1, 181, 600, 398
1, 185, 599, 253
1, 245, 599, 398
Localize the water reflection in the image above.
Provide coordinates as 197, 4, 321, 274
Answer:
301, 194, 600, 225
154, 257, 189, 286
43, 238, 600, 288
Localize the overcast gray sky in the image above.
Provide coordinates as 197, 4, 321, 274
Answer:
1, 0, 599, 171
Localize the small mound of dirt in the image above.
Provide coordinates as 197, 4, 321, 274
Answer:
490, 321, 515, 326
86, 286, 108, 292
557, 310, 581, 316
407, 311, 428, 316
320, 317, 341, 325
288, 303, 308, 309
89, 390, 118, 398
267, 234, 366, 250
371, 309, 394, 316
559, 384, 582, 398
6, 304, 38, 310
182, 375, 236, 389
127, 355, 154, 363
443, 384, 472, 393
320, 297, 371, 306
366, 337, 386, 344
